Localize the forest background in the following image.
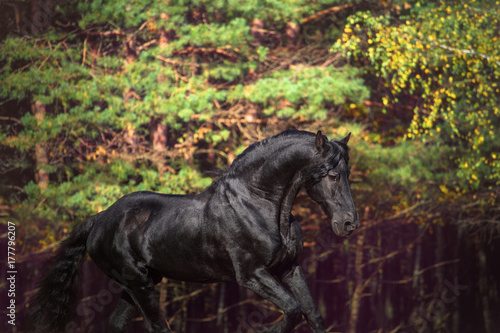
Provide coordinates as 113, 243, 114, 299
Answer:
1, 0, 499, 332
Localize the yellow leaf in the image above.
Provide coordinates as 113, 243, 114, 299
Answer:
439, 185, 449, 194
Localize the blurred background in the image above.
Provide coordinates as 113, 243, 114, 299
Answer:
1, 0, 499, 332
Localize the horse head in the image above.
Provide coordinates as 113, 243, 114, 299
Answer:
305, 131, 359, 237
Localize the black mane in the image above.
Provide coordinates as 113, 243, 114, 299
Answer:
224, 129, 350, 188
228, 129, 315, 170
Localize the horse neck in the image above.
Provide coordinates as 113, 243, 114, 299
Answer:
233, 139, 314, 200
224, 138, 315, 234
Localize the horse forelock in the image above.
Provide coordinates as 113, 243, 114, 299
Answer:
305, 140, 349, 190
332, 139, 350, 166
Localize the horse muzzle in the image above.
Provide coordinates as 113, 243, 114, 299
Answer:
332, 212, 359, 237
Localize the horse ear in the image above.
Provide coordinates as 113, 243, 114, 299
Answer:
315, 130, 326, 151
340, 132, 351, 145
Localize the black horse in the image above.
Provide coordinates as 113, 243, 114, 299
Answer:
29, 129, 359, 333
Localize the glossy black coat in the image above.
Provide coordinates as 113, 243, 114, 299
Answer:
29, 130, 359, 333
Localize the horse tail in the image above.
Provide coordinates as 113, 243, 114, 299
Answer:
28, 214, 98, 333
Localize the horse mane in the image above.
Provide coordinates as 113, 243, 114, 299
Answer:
223, 130, 349, 184
228, 129, 315, 170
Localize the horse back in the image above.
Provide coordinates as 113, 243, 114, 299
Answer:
86, 191, 236, 282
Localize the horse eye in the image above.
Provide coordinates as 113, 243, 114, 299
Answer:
328, 173, 340, 182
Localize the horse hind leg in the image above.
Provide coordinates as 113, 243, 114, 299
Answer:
108, 262, 171, 333
126, 282, 171, 333
109, 291, 135, 333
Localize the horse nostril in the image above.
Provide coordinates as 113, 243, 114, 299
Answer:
344, 222, 355, 232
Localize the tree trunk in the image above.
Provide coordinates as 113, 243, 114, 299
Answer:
286, 22, 299, 48
150, 118, 167, 151
251, 18, 264, 46
33, 100, 49, 189
122, 35, 137, 150
30, 0, 52, 35
159, 277, 168, 318
31, 0, 39, 35
348, 230, 365, 333
150, 20, 170, 154
479, 245, 492, 332
348, 205, 370, 333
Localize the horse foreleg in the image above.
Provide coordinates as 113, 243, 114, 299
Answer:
239, 267, 302, 333
281, 264, 326, 333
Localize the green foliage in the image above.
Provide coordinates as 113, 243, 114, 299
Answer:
354, 139, 455, 199
244, 66, 369, 119
333, 1, 500, 190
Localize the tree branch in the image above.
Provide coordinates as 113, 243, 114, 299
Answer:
0, 116, 22, 124
414, 37, 500, 66
172, 46, 239, 62
383, 259, 460, 284
301, 4, 354, 25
